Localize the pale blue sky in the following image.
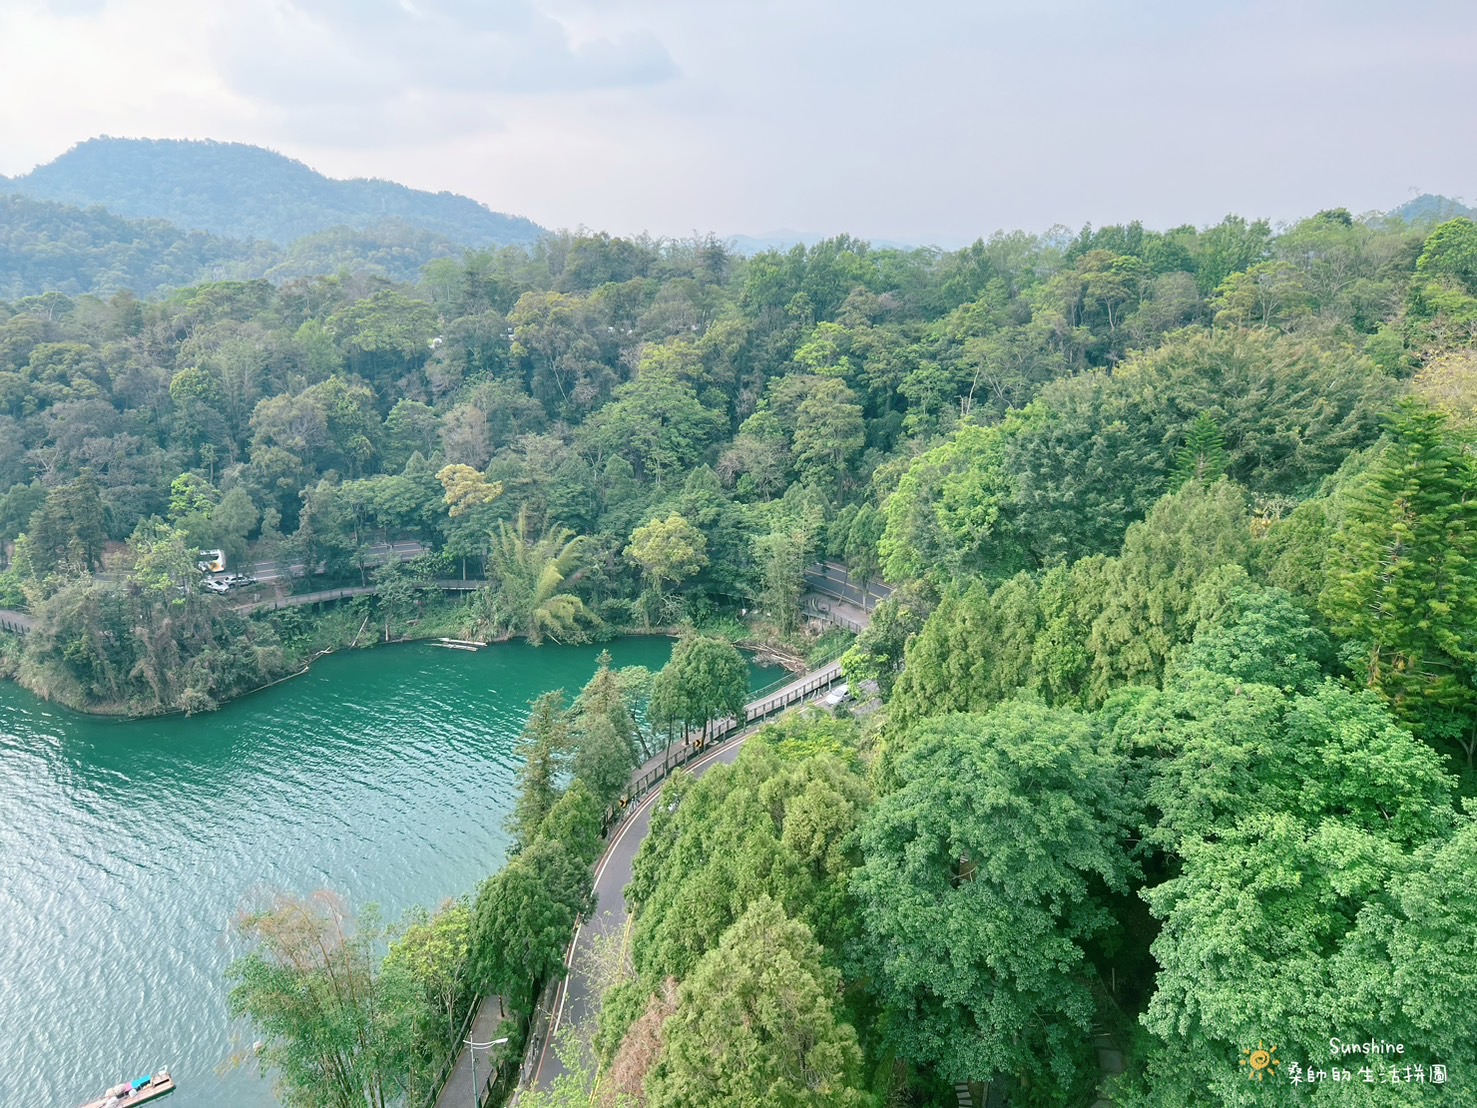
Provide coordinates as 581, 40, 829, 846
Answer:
0, 0, 1472, 243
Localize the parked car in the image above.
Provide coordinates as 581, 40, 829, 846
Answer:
224, 574, 257, 588
202, 578, 230, 594
822, 683, 851, 708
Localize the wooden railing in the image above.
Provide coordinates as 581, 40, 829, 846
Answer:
0, 611, 33, 636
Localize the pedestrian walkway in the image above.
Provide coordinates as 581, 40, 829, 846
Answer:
0, 608, 34, 635
524, 651, 863, 1092
433, 994, 512, 1108
440, 565, 886, 1104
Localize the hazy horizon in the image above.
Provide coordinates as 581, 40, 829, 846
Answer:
0, 1, 1473, 245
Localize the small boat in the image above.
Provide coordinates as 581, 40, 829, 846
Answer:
78, 1069, 176, 1108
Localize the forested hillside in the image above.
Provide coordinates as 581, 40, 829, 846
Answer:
1, 210, 1473, 712
4, 137, 545, 247
1387, 192, 1477, 225
0, 193, 486, 297
4, 202, 1477, 1102
0, 193, 276, 299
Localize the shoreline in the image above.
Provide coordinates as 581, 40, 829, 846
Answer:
1, 619, 817, 721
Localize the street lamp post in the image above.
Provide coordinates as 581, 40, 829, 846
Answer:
466, 1035, 509, 1108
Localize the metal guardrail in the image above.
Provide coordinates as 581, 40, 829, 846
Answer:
804, 561, 891, 609
805, 599, 864, 635
747, 642, 850, 703
515, 976, 561, 1097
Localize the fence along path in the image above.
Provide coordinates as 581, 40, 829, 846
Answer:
0, 609, 34, 635
517, 658, 849, 1096
615, 658, 844, 812
234, 579, 491, 614
515, 567, 883, 1097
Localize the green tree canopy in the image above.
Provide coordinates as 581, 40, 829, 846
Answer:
1087, 478, 1252, 700
507, 690, 569, 851
854, 703, 1135, 1095
645, 898, 873, 1108
626, 740, 870, 990
649, 633, 750, 742
626, 512, 709, 624
478, 506, 593, 645
1320, 401, 1477, 763
1112, 672, 1469, 1106
228, 892, 435, 1108
471, 836, 593, 1011
877, 420, 1026, 582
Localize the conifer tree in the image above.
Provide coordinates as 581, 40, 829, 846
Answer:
1169, 412, 1228, 488
507, 691, 569, 850
1321, 401, 1477, 762
646, 898, 872, 1108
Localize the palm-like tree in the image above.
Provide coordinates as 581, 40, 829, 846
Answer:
478, 506, 593, 644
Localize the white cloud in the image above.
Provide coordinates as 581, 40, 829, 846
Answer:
205, 0, 676, 144
0, 0, 1473, 241
0, 1, 239, 175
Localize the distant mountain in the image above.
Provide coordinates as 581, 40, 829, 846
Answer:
0, 194, 475, 299
1382, 193, 1476, 226
265, 221, 466, 283
3, 137, 544, 248
0, 192, 272, 299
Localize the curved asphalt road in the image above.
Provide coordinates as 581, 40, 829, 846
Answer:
527, 670, 840, 1091
522, 567, 876, 1093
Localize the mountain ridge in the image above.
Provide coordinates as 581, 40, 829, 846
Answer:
0, 192, 475, 299
2, 136, 545, 249
1383, 192, 1475, 226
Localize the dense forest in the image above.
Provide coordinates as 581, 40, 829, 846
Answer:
0, 192, 274, 298
0, 138, 549, 296
3, 137, 545, 247
5, 198, 1477, 1103
0, 192, 507, 297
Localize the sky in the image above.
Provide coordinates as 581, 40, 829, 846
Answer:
0, 0, 1473, 246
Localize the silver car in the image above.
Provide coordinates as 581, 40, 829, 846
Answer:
822, 683, 851, 708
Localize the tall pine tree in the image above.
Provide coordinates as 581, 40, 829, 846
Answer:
506, 691, 570, 850
1321, 401, 1477, 763
1169, 412, 1228, 488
